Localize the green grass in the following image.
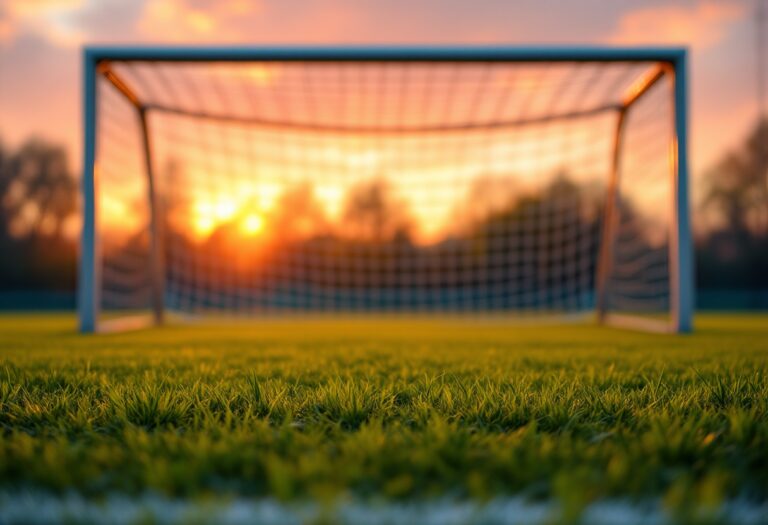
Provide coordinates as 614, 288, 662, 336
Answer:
0, 314, 766, 514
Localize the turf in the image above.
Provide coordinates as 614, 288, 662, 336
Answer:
0, 314, 766, 516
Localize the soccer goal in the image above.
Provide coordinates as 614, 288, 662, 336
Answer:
78, 46, 693, 333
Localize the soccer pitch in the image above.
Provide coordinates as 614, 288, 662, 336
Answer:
0, 314, 766, 524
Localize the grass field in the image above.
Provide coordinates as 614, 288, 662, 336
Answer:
0, 314, 766, 524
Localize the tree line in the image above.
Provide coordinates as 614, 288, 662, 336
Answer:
1, 120, 767, 300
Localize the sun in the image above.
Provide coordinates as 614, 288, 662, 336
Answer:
193, 215, 215, 237
240, 213, 265, 236
189, 197, 266, 240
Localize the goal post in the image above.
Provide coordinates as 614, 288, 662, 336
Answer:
78, 46, 693, 333
595, 58, 693, 333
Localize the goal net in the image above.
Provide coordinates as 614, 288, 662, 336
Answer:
79, 47, 692, 333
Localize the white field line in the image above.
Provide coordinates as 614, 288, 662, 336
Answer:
0, 492, 766, 525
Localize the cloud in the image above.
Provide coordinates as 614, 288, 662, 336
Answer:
607, 0, 744, 50
137, 0, 260, 42
0, 16, 13, 41
0, 0, 86, 45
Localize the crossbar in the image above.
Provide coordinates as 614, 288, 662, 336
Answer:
85, 45, 685, 63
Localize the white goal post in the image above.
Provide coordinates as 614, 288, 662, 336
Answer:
78, 46, 693, 333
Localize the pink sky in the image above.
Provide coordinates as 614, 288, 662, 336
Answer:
0, 0, 764, 209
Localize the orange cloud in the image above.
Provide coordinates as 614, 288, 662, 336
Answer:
0, 0, 85, 45
608, 1, 744, 50
4, 0, 82, 16
138, 0, 261, 42
0, 17, 13, 42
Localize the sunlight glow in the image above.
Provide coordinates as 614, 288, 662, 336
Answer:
244, 65, 278, 85
214, 199, 237, 220
193, 215, 216, 237
240, 213, 265, 236
256, 183, 281, 210
315, 184, 344, 217
192, 199, 237, 238
190, 195, 269, 240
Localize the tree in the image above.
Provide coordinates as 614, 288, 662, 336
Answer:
0, 138, 77, 240
341, 178, 412, 242
271, 182, 330, 241
0, 137, 78, 291
697, 119, 768, 290
702, 119, 768, 235
458, 174, 516, 230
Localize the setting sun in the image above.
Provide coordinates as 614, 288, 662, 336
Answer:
188, 194, 268, 240
240, 213, 265, 236
192, 215, 215, 237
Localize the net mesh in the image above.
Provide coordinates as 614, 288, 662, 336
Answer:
94, 59, 675, 320
96, 80, 152, 315
605, 74, 674, 319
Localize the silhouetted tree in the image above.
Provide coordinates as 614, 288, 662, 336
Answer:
464, 174, 603, 308
0, 137, 77, 292
271, 182, 330, 241
697, 119, 768, 291
703, 119, 768, 235
341, 178, 412, 243
1, 139, 76, 239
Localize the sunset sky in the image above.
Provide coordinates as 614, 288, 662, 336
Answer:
0, 0, 764, 211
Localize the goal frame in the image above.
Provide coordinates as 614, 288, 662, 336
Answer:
78, 45, 693, 334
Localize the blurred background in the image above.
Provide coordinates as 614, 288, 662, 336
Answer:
0, 0, 766, 311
